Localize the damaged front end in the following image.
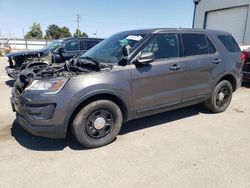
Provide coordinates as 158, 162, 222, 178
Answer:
10, 57, 112, 138
5, 51, 45, 79
14, 57, 112, 94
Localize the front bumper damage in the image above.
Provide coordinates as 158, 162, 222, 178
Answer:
11, 57, 112, 138
10, 87, 67, 138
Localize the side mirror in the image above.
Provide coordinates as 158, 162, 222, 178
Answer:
57, 47, 65, 55
122, 45, 131, 57
136, 52, 155, 65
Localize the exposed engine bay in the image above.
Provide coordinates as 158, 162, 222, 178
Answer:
15, 57, 112, 93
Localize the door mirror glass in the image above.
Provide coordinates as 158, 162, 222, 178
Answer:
136, 52, 155, 65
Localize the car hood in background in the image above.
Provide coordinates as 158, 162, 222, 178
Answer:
6, 49, 49, 58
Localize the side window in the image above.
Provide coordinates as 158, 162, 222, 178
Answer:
218, 35, 241, 52
182, 34, 212, 56
83, 41, 100, 50
142, 33, 180, 60
207, 37, 216, 54
142, 39, 158, 53
62, 40, 79, 51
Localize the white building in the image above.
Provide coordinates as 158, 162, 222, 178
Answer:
193, 0, 250, 45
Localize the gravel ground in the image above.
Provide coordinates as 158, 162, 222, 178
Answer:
0, 57, 250, 188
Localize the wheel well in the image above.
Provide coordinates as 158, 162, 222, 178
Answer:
218, 75, 237, 91
68, 93, 128, 130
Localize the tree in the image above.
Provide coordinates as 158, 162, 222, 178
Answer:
61, 27, 72, 38
45, 24, 72, 39
81, 32, 88, 38
73, 29, 88, 38
24, 22, 43, 39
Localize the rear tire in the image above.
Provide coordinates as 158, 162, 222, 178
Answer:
72, 100, 123, 148
204, 80, 233, 113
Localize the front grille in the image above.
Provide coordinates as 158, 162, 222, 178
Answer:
243, 63, 250, 72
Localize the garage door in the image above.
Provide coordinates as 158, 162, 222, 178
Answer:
205, 6, 248, 44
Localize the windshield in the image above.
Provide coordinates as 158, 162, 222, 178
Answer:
41, 39, 63, 51
80, 33, 146, 64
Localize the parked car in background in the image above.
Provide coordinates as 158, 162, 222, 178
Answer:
241, 47, 250, 81
11, 28, 243, 148
5, 37, 103, 78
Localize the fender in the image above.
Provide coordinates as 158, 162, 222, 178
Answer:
63, 89, 131, 129
214, 72, 238, 91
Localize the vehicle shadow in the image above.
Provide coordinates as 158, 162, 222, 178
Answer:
120, 104, 209, 135
11, 104, 209, 151
5, 79, 15, 87
11, 120, 84, 151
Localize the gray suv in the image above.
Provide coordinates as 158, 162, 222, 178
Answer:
11, 28, 243, 148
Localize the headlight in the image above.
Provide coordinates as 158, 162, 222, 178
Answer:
25, 77, 68, 94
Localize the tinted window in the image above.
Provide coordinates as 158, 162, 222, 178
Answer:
218, 35, 240, 52
142, 34, 180, 59
207, 38, 216, 54
63, 40, 79, 51
83, 41, 100, 50
182, 34, 212, 56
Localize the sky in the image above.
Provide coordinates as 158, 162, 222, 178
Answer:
0, 0, 194, 39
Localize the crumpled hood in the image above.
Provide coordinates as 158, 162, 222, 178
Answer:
15, 58, 112, 93
6, 49, 48, 58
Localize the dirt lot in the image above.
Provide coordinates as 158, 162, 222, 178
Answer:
0, 57, 250, 188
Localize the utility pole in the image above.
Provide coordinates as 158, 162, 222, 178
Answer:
76, 14, 81, 37
22, 28, 25, 39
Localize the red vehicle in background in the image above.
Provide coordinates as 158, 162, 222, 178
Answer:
242, 47, 250, 81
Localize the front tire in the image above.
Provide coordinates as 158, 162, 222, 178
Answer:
72, 100, 123, 148
204, 80, 233, 113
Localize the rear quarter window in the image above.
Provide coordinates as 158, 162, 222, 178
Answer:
218, 35, 240, 52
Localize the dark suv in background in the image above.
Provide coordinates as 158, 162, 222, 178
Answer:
11, 28, 243, 148
5, 37, 103, 78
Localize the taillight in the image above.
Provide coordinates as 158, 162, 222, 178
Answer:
240, 52, 246, 64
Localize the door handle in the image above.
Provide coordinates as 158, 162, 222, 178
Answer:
170, 64, 181, 71
213, 59, 222, 64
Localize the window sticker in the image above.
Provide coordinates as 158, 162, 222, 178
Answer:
126, 35, 143, 41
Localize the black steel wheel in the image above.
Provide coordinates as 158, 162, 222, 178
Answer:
204, 80, 233, 113
215, 86, 230, 108
72, 100, 123, 148
85, 109, 114, 139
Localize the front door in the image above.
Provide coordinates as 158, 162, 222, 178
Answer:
131, 33, 186, 115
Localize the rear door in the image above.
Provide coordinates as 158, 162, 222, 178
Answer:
180, 32, 224, 101
131, 32, 186, 115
